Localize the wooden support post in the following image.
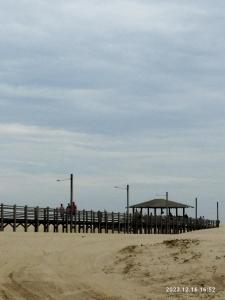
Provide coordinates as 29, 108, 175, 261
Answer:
186, 218, 190, 232
61, 211, 66, 232
78, 211, 81, 233
86, 211, 89, 233
24, 205, 28, 232
70, 211, 73, 233
176, 215, 178, 234
195, 197, 198, 219
168, 214, 171, 234
74, 210, 77, 233
53, 209, 56, 232
93, 211, 96, 233
129, 213, 132, 233
65, 210, 68, 233
189, 217, 192, 231
105, 211, 108, 233
150, 212, 152, 234
160, 215, 163, 234
147, 208, 150, 234
52, 209, 55, 232
216, 202, 220, 227
154, 208, 157, 234
89, 210, 92, 233
135, 210, 138, 234
97, 211, 101, 233
127, 210, 130, 234
112, 212, 114, 233
123, 212, 126, 234
82, 210, 85, 233
46, 207, 49, 232
35, 207, 39, 232
140, 208, 143, 234
118, 213, 120, 234
55, 208, 59, 232
144, 210, 147, 234
181, 216, 184, 233
1, 204, 4, 231
13, 205, 16, 232
43, 208, 46, 232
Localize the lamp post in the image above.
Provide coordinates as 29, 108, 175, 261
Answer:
57, 173, 74, 207
70, 173, 73, 207
114, 184, 130, 233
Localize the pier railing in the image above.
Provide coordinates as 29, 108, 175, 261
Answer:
0, 204, 218, 234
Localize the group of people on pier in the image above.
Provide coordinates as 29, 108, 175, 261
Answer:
59, 202, 77, 218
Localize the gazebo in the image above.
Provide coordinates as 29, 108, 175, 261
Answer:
130, 198, 193, 217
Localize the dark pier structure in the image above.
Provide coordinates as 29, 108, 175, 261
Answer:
0, 198, 219, 234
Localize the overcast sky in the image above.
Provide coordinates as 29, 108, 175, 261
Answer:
0, 0, 225, 221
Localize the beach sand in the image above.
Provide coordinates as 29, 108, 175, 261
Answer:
0, 226, 225, 300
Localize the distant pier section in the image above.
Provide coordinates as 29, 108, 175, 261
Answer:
0, 201, 219, 234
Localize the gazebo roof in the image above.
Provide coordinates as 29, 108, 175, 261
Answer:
130, 198, 193, 209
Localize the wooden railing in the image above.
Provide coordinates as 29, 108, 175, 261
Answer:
0, 204, 219, 234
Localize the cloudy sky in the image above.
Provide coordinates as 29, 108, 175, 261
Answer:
0, 0, 224, 221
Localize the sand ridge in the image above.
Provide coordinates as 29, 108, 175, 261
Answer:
0, 227, 225, 299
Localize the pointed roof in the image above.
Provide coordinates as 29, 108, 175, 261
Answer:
130, 198, 193, 209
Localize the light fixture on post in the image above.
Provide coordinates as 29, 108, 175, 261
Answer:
56, 173, 74, 207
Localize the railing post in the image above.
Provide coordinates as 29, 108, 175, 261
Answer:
65, 209, 68, 233
24, 205, 28, 232
43, 208, 46, 232
90, 210, 93, 233
13, 205, 16, 232
55, 209, 58, 232
118, 212, 120, 234
216, 202, 220, 227
112, 212, 114, 233
70, 210, 73, 233
83, 209, 85, 233
1, 204, 4, 231
35, 206, 39, 232
97, 211, 101, 233
74, 210, 77, 233
78, 211, 81, 233
105, 211, 108, 233
86, 211, 89, 233
46, 207, 49, 232
93, 210, 95, 233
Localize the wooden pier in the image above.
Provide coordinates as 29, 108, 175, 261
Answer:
0, 204, 218, 234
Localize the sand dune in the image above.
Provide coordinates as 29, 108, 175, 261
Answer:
0, 226, 225, 300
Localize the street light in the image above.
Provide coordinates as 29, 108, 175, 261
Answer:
56, 173, 74, 207
114, 184, 130, 233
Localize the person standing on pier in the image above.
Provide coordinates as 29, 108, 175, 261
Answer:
71, 201, 77, 215
59, 204, 65, 218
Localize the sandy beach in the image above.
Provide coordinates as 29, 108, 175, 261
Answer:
0, 226, 224, 300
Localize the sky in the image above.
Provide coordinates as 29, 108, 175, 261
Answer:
0, 0, 225, 221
